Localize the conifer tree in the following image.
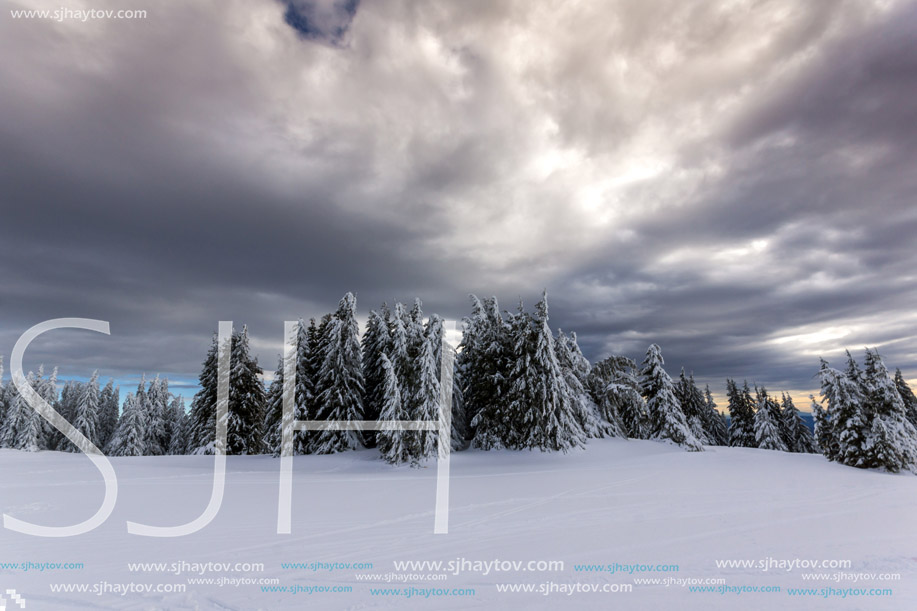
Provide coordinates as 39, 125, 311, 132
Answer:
640, 345, 702, 450
504, 294, 586, 451
403, 299, 429, 441
810, 394, 836, 458
144, 376, 171, 456
589, 355, 646, 438
227, 326, 266, 455
689, 384, 729, 446
291, 318, 314, 454
0, 356, 5, 427
264, 356, 287, 457
754, 387, 787, 451
97, 379, 120, 450
133, 375, 152, 454
456, 296, 484, 438
677, 369, 709, 444
893, 369, 917, 427
301, 317, 325, 452
775, 392, 794, 450
0, 378, 20, 449
845, 349, 866, 390
188, 334, 220, 454
466, 296, 514, 449
556, 330, 613, 438
427, 314, 467, 450
69, 370, 101, 452
1, 370, 47, 451
388, 303, 409, 385
188, 327, 264, 455
819, 359, 868, 467
861, 349, 917, 472
264, 320, 314, 456
53, 379, 81, 450
781, 393, 817, 453
38, 367, 59, 449
726, 379, 756, 448
167, 396, 189, 455
410, 332, 441, 460
310, 293, 365, 454
702, 385, 729, 446
361, 308, 391, 447
377, 353, 411, 464
107, 393, 146, 457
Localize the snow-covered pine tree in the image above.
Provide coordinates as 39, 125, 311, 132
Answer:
300, 317, 324, 453
69, 370, 101, 452
0, 392, 13, 449
52, 379, 81, 450
466, 296, 514, 449
167, 396, 188, 455
361, 308, 391, 448
409, 329, 440, 461
187, 328, 262, 456
893, 368, 917, 428
227, 326, 266, 455
0, 367, 20, 447
701, 385, 728, 446
456, 297, 483, 439
377, 353, 411, 464
402, 299, 434, 454
499, 304, 529, 450
861, 348, 917, 472
1, 370, 47, 451
845, 349, 866, 390
505, 294, 586, 452
569, 332, 616, 438
133, 375, 152, 455
781, 393, 816, 453
810, 394, 836, 458
588, 355, 646, 438
144, 376, 171, 456
310, 293, 364, 454
264, 320, 314, 456
426, 314, 467, 450
0, 378, 18, 448
448, 355, 466, 450
157, 388, 179, 453
676, 369, 709, 445
107, 393, 146, 457
38, 367, 59, 449
776, 392, 795, 450
726, 379, 756, 448
388, 303, 411, 400
640, 345, 702, 451
819, 359, 869, 467
555, 329, 612, 439
0, 356, 4, 425
264, 355, 287, 456
97, 379, 120, 450
753, 387, 787, 451
188, 334, 220, 454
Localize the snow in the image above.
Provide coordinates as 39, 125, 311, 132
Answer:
1, 439, 915, 610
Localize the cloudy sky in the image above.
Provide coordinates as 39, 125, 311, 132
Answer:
1, 0, 915, 404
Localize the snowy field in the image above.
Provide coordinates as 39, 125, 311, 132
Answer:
1, 439, 915, 610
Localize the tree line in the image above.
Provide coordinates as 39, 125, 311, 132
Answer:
1, 293, 915, 472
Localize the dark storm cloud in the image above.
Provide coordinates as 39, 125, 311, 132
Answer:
1, 0, 915, 402
282, 0, 359, 45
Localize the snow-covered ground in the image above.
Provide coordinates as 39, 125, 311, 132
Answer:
1, 439, 915, 610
